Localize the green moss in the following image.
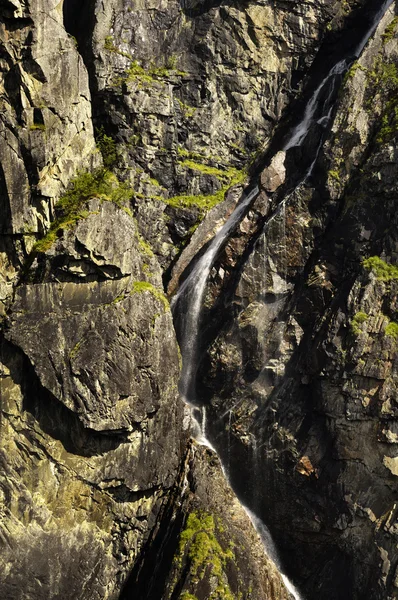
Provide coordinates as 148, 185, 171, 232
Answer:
382, 17, 398, 43
180, 594, 199, 600
385, 321, 398, 339
343, 61, 366, 84
363, 256, 398, 281
179, 159, 239, 181
114, 59, 185, 88
131, 281, 169, 311
176, 98, 197, 118
377, 103, 398, 143
164, 164, 245, 214
175, 511, 235, 600
69, 340, 82, 359
135, 228, 155, 258
351, 312, 369, 335
32, 169, 133, 254
328, 170, 341, 182
104, 35, 132, 59
29, 123, 46, 131
367, 60, 398, 143
163, 189, 225, 212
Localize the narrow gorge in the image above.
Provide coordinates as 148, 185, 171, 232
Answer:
0, 1, 397, 599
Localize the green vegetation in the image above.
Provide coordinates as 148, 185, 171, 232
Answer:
113, 59, 186, 88
367, 60, 398, 143
29, 123, 46, 131
175, 511, 235, 600
382, 17, 398, 43
163, 188, 227, 212
32, 169, 133, 253
69, 340, 82, 359
96, 127, 117, 168
377, 105, 398, 144
343, 61, 366, 84
131, 281, 169, 311
149, 177, 162, 188
161, 157, 245, 213
363, 256, 398, 281
385, 321, 398, 339
180, 594, 199, 600
177, 98, 197, 118
351, 311, 369, 335
328, 169, 341, 182
179, 159, 239, 181
104, 35, 132, 59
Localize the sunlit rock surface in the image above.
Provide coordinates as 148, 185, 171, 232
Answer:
0, 0, 397, 599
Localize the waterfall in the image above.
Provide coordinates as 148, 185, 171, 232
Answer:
171, 184, 259, 406
283, 58, 348, 151
171, 1, 393, 597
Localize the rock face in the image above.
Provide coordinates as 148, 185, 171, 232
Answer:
175, 4, 398, 600
1, 0, 397, 599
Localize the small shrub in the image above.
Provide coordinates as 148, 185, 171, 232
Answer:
96, 127, 117, 168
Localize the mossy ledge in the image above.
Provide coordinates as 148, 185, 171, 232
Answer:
163, 167, 245, 214
131, 281, 169, 312
385, 321, 398, 340
363, 256, 398, 281
32, 169, 133, 254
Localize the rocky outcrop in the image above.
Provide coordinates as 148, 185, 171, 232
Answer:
0, 195, 186, 598
123, 442, 292, 600
64, 0, 368, 269
174, 4, 398, 600
0, 0, 98, 314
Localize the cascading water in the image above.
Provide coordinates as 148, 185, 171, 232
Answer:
171, 184, 259, 407
171, 1, 393, 597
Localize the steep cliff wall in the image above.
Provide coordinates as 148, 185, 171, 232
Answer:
1, 0, 396, 599
176, 3, 398, 599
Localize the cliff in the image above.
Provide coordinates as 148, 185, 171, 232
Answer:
0, 0, 397, 599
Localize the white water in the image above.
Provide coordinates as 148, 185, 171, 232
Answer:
172, 2, 393, 596
355, 0, 394, 56
243, 506, 304, 600
284, 0, 394, 151
283, 58, 347, 150
172, 184, 259, 405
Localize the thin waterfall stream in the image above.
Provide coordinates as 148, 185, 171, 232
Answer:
171, 1, 393, 597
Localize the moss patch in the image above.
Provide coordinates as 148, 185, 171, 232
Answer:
175, 511, 235, 600
131, 281, 169, 312
164, 162, 245, 214
351, 311, 369, 335
363, 256, 398, 281
32, 169, 133, 254
367, 60, 398, 143
113, 59, 186, 88
385, 321, 398, 339
382, 17, 398, 44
